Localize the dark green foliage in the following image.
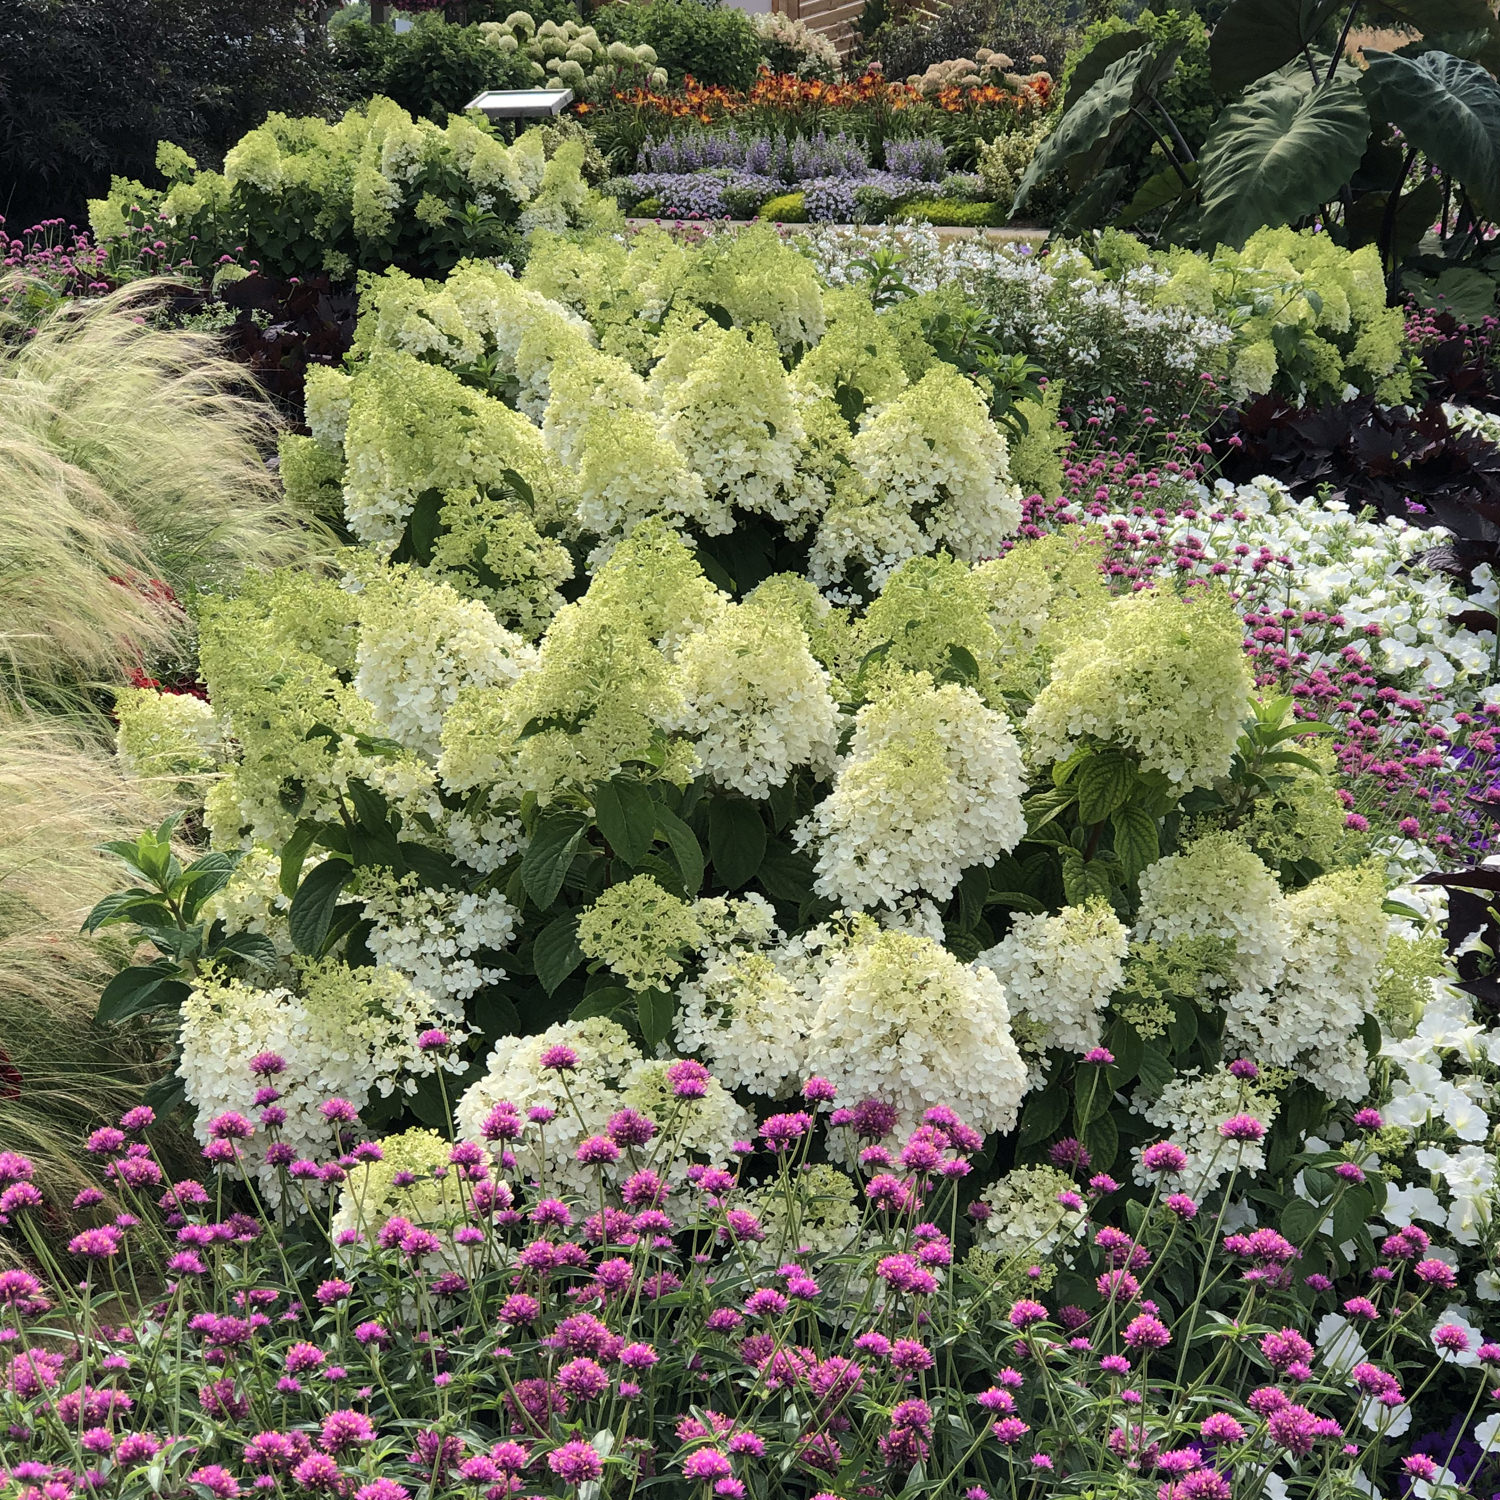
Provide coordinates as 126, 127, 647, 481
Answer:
594, 0, 762, 90
1056, 10, 1217, 202
0, 0, 337, 226
333, 15, 534, 123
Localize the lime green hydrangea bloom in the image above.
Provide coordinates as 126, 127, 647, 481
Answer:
199, 571, 434, 840
277, 433, 345, 521
857, 552, 1002, 698
665, 592, 841, 798
652, 323, 805, 528
1025, 588, 1250, 789
577, 875, 704, 992
1237, 738, 1361, 873
543, 346, 711, 541
426, 489, 574, 639
792, 287, 909, 414
681, 222, 826, 353
115, 687, 222, 784
1376, 931, 1451, 1035
332, 1128, 470, 1245
974, 531, 1111, 692
342, 350, 572, 550
812, 364, 1020, 595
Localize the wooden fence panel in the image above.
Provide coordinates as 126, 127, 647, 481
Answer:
773, 0, 865, 55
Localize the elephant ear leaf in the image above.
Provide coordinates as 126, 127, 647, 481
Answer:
1209, 0, 1345, 94
1361, 50, 1500, 219
1197, 65, 1369, 250
1061, 28, 1149, 113
1012, 42, 1180, 214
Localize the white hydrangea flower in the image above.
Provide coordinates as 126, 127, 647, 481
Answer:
1132, 1065, 1279, 1196
617, 1058, 753, 1172
443, 803, 525, 874
178, 967, 460, 1201
653, 324, 805, 525
800, 672, 1025, 910
664, 597, 841, 799
1226, 864, 1386, 1099
674, 948, 815, 1099
847, 363, 1022, 564
979, 1165, 1088, 1264
743, 1163, 860, 1262
977, 900, 1129, 1057
360, 874, 518, 1009
454, 1018, 749, 1192
199, 843, 306, 959
352, 566, 536, 757
1135, 831, 1289, 996
455, 1018, 644, 1196
805, 927, 1028, 1152
114, 687, 222, 782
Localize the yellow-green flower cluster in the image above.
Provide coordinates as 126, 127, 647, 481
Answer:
332, 1127, 470, 1247
978, 1165, 1088, 1264
439, 525, 713, 803
577, 876, 705, 993
341, 350, 571, 552
1160, 227, 1412, 405
665, 595, 841, 798
198, 571, 424, 842
351, 563, 535, 758
1025, 588, 1250, 789
744, 1163, 861, 1261
178, 964, 458, 1200
89, 100, 604, 280
801, 671, 1025, 911
114, 687, 222, 784
806, 928, 1029, 1148
974, 531, 1111, 690
813, 364, 1023, 593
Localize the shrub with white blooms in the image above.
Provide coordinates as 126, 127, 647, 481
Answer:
81, 222, 1497, 1305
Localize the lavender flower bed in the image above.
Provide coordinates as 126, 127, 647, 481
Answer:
624, 132, 974, 220
636, 129, 872, 180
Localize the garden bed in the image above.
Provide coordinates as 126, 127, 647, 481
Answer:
4, 6, 1500, 1494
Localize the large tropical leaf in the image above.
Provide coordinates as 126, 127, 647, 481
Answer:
1062, 28, 1149, 112
1361, 50, 1500, 219
1197, 65, 1369, 249
1116, 160, 1199, 227
1209, 0, 1344, 93
1012, 43, 1180, 212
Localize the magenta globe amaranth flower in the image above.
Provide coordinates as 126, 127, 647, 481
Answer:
1008, 1299, 1048, 1328
547, 1440, 604, 1485
1123, 1314, 1171, 1351
1140, 1142, 1188, 1174
666, 1059, 711, 1098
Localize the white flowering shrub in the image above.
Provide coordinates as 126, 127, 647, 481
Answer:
80, 223, 1497, 1306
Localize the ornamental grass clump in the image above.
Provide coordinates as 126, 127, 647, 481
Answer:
0, 280, 313, 719
1, 1059, 1496, 1500
0, 724, 185, 1256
